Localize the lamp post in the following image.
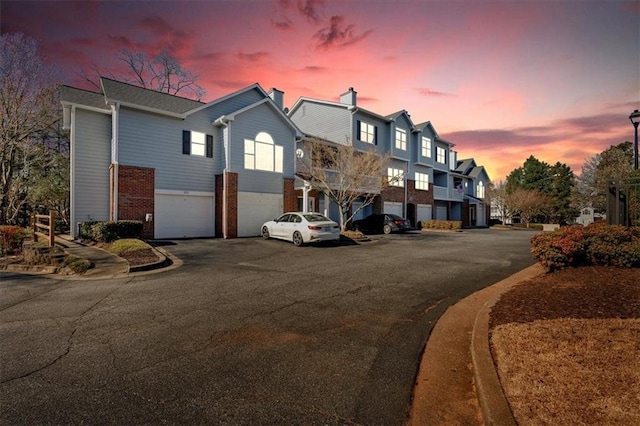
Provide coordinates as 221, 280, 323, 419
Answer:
630, 109, 640, 170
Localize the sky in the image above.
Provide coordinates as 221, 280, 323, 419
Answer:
2, 0, 639, 182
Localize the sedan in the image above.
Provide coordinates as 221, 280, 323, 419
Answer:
353, 213, 411, 234
261, 212, 341, 246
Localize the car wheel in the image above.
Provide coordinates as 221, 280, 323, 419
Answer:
261, 226, 270, 239
292, 231, 303, 247
383, 224, 392, 234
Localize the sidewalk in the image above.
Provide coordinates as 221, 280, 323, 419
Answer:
409, 263, 545, 425
1, 235, 174, 279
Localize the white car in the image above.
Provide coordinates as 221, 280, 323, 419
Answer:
261, 212, 341, 246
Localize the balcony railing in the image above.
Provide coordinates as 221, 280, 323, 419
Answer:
434, 185, 464, 201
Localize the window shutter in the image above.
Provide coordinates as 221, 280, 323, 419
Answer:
356, 120, 361, 140
182, 130, 190, 155
206, 134, 213, 158
374, 126, 378, 145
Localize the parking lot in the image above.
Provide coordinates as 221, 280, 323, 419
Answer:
1, 229, 536, 425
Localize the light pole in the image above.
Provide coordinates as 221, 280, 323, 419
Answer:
630, 109, 640, 170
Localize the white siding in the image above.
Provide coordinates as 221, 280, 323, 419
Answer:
72, 108, 111, 237
417, 204, 432, 223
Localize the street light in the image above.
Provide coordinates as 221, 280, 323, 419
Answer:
630, 109, 640, 170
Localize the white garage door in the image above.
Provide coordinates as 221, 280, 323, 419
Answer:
237, 192, 283, 237
417, 204, 432, 222
155, 191, 214, 239
436, 206, 448, 221
384, 201, 403, 217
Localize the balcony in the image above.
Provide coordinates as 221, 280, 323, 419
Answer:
434, 185, 464, 201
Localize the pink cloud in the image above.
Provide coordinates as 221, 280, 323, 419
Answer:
313, 16, 373, 50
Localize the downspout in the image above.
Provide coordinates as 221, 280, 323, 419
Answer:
110, 102, 120, 220
68, 106, 77, 238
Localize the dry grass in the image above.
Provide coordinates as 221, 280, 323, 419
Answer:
492, 318, 640, 425
489, 266, 640, 425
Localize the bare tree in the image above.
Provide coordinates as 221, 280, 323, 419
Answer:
297, 139, 400, 231
488, 181, 512, 224
507, 188, 550, 227
1, 33, 61, 225
79, 49, 206, 101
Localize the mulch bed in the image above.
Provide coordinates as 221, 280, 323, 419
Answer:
490, 266, 640, 327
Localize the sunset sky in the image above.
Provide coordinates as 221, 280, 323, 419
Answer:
2, 0, 638, 182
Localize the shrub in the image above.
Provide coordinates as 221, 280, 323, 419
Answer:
108, 238, 150, 255
422, 220, 462, 230
63, 255, 92, 274
0, 226, 28, 256
81, 220, 143, 242
531, 223, 640, 271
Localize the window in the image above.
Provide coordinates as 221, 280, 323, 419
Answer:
244, 132, 283, 173
436, 146, 446, 164
477, 181, 485, 198
358, 120, 376, 144
388, 167, 404, 187
421, 137, 432, 158
415, 172, 429, 190
182, 130, 213, 158
395, 128, 407, 150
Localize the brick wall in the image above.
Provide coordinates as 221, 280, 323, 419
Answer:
117, 165, 155, 239
283, 178, 297, 212
215, 174, 223, 238
224, 171, 238, 238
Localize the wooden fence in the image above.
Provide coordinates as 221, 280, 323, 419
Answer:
30, 212, 56, 247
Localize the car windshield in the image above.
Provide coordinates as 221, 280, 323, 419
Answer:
303, 213, 331, 222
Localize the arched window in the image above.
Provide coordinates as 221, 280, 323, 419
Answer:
477, 181, 485, 198
244, 132, 283, 173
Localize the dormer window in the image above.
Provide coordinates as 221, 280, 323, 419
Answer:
421, 137, 432, 158
358, 120, 377, 144
395, 128, 406, 150
436, 146, 446, 164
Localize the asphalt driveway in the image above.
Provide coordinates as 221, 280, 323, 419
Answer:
0, 229, 536, 425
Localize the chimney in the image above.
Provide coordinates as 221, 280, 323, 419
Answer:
268, 88, 284, 110
339, 87, 357, 106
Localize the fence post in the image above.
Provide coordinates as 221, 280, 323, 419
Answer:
49, 211, 56, 247
30, 213, 37, 242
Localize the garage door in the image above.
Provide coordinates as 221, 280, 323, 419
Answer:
384, 202, 403, 217
237, 192, 283, 237
436, 206, 448, 221
155, 191, 214, 239
417, 204, 432, 222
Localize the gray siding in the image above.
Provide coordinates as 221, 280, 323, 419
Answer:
72, 108, 111, 231
352, 112, 389, 155
290, 102, 351, 144
199, 88, 266, 122
118, 107, 217, 192
229, 103, 296, 194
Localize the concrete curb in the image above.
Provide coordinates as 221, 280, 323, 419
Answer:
471, 264, 545, 426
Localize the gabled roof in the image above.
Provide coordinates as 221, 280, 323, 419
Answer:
455, 158, 476, 174
60, 85, 110, 111
469, 165, 489, 180
213, 98, 304, 138
415, 121, 440, 138
385, 109, 416, 130
100, 77, 204, 116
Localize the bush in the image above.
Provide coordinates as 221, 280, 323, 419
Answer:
108, 238, 150, 255
531, 223, 640, 271
63, 255, 92, 274
422, 220, 462, 230
0, 226, 28, 256
79, 220, 143, 242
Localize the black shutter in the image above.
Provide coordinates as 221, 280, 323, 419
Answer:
374, 126, 378, 145
356, 120, 361, 141
182, 130, 190, 155
206, 134, 213, 158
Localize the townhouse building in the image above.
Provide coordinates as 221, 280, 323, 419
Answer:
61, 77, 302, 239
288, 88, 490, 228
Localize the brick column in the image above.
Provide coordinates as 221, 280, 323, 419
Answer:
117, 165, 155, 239
283, 178, 297, 212
224, 171, 238, 238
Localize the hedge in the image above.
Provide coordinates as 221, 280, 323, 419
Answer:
78, 220, 143, 242
421, 220, 462, 230
531, 222, 640, 271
